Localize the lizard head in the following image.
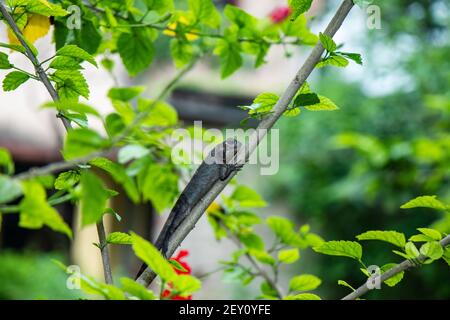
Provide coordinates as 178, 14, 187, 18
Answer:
209, 138, 242, 165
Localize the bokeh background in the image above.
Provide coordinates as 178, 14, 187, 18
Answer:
0, 0, 449, 299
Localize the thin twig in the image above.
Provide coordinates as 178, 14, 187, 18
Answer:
96, 218, 114, 284
342, 234, 450, 300
136, 0, 356, 287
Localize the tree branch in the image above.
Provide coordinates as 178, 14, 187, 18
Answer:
342, 234, 450, 300
136, 0, 355, 287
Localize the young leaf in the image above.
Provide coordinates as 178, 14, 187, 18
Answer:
278, 248, 300, 264
0, 52, 12, 69
0, 148, 14, 174
54, 170, 80, 190
214, 39, 242, 79
131, 232, 177, 282
108, 86, 145, 102
230, 185, 267, 208
400, 195, 447, 210
417, 228, 442, 241
356, 230, 406, 248
289, 0, 313, 21
289, 274, 321, 291
420, 242, 444, 260
80, 171, 111, 226
189, 0, 221, 28
53, 69, 89, 100
107, 232, 132, 245
319, 32, 337, 52
404, 242, 420, 259
89, 157, 140, 203
56, 45, 97, 67
120, 277, 156, 300
313, 241, 362, 261
19, 180, 72, 237
381, 264, 404, 287
117, 29, 156, 76
284, 293, 321, 300
3, 71, 30, 91
63, 128, 108, 159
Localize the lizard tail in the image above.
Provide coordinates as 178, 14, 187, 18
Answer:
135, 195, 190, 280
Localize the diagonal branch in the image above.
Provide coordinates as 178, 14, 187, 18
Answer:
342, 234, 450, 300
136, 0, 356, 286
0, 2, 72, 130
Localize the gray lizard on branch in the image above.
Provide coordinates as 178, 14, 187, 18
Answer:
136, 138, 243, 279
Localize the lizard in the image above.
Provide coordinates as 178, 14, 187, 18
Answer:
136, 138, 243, 279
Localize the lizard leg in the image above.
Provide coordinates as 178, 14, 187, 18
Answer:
220, 163, 244, 181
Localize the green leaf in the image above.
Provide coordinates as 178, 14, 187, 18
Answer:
293, 93, 320, 108
278, 248, 300, 264
80, 171, 111, 226
214, 39, 242, 79
249, 249, 276, 265
289, 0, 313, 21
0, 42, 26, 53
417, 228, 442, 241
0, 52, 12, 69
89, 157, 140, 203
43, 101, 100, 117
289, 274, 321, 291
3, 71, 30, 91
317, 55, 349, 68
49, 56, 83, 70
131, 232, 177, 282
19, 180, 72, 237
304, 95, 339, 111
138, 162, 179, 213
120, 277, 156, 300
63, 128, 108, 159
400, 195, 447, 210
107, 232, 132, 245
238, 233, 264, 250
337, 51, 363, 65
420, 241, 444, 260
313, 241, 363, 261
283, 293, 321, 300
404, 242, 420, 259
356, 230, 406, 248
172, 274, 202, 296
54, 170, 80, 190
138, 98, 178, 127
0, 148, 14, 174
170, 39, 194, 68
266, 216, 305, 247
53, 69, 89, 100
319, 32, 337, 52
381, 264, 404, 287
189, 0, 221, 28
143, 0, 174, 14
118, 145, 150, 164
16, 0, 68, 17
337, 280, 355, 291
245, 92, 279, 115
224, 5, 258, 29
0, 175, 22, 204
230, 185, 267, 208
56, 45, 97, 67
117, 29, 156, 76
108, 86, 145, 102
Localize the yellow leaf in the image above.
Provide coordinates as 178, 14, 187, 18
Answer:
8, 14, 51, 45
163, 15, 199, 41
206, 201, 221, 214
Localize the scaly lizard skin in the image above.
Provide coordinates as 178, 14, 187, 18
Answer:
136, 138, 242, 278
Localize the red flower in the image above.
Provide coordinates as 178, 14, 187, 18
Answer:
162, 250, 193, 300
269, 6, 292, 24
